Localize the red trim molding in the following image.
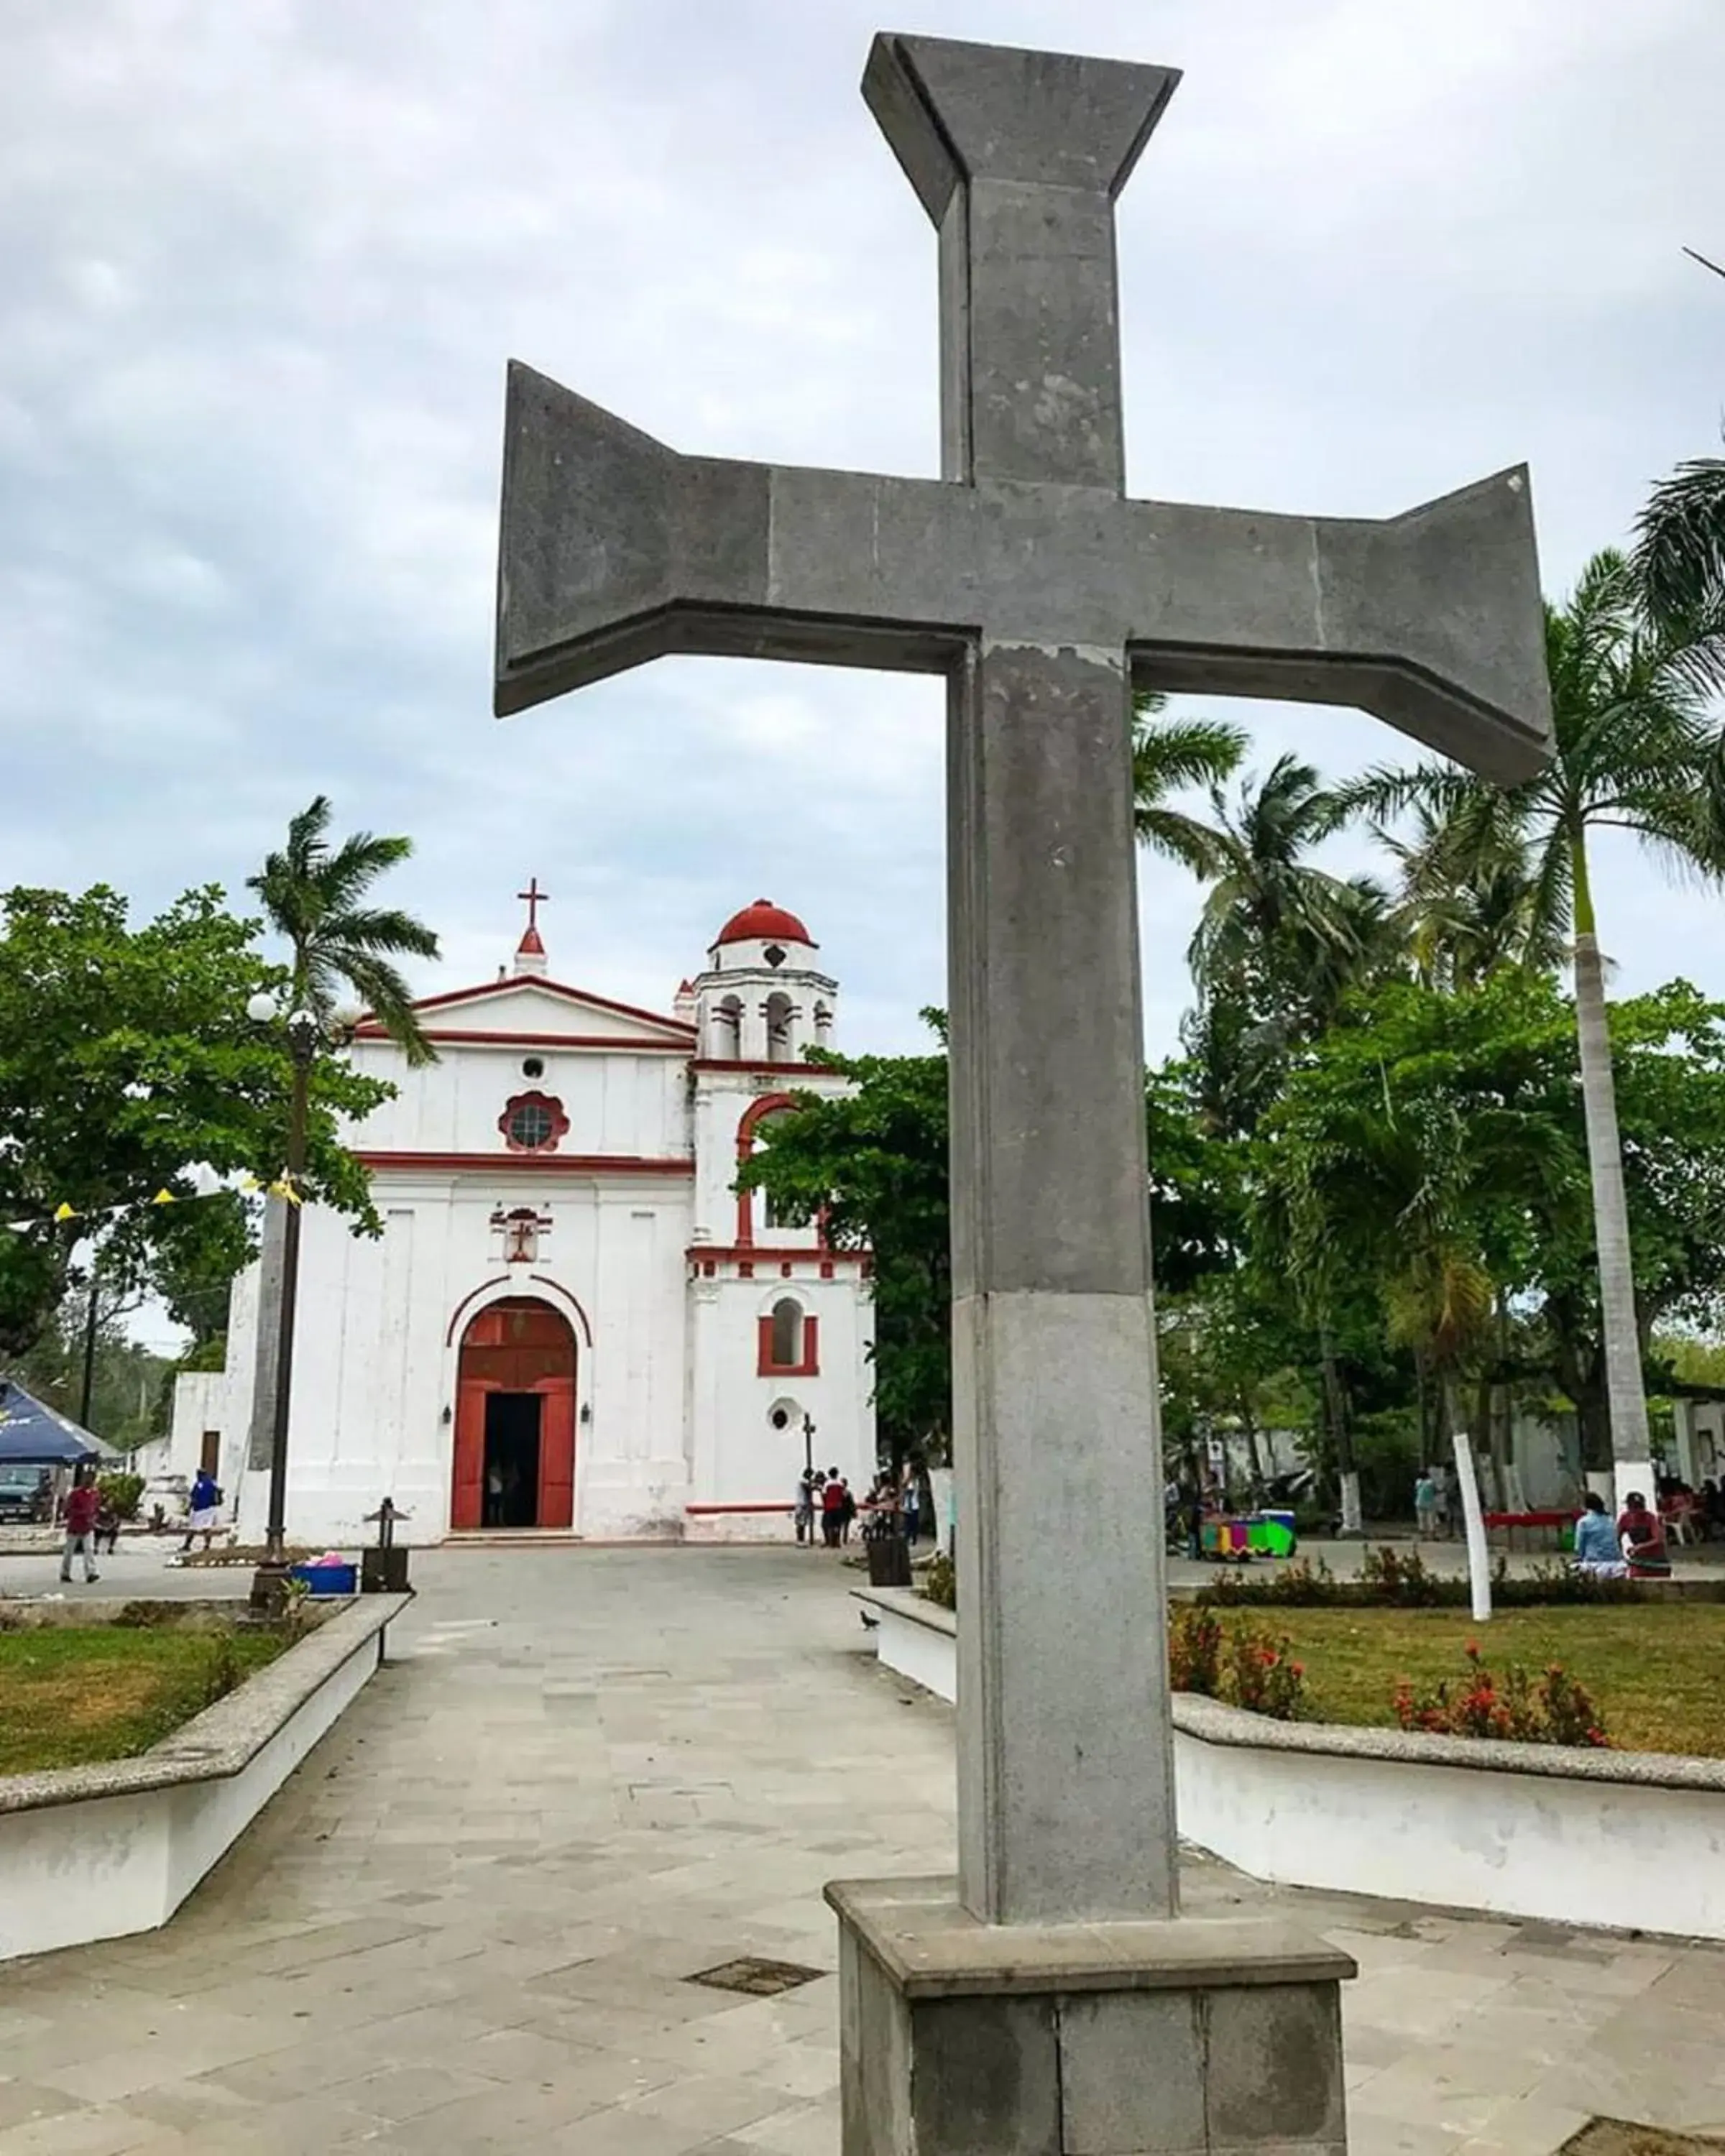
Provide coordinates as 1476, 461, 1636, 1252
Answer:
685, 1503, 796, 1516
734, 1092, 799, 1248
443, 1276, 513, 1345
758, 1312, 820, 1378
689, 1244, 869, 1273
405, 974, 696, 1034
692, 1058, 835, 1078
354, 1028, 693, 1054
356, 1151, 693, 1176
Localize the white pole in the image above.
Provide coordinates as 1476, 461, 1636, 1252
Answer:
1452, 1429, 1492, 1623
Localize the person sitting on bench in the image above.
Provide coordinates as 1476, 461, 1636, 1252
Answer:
1572, 1492, 1627, 1577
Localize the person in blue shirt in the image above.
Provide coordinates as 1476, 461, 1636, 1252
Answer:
183, 1468, 222, 1553
1572, 1492, 1626, 1575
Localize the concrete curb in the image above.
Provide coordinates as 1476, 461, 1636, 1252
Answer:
0, 1595, 406, 1818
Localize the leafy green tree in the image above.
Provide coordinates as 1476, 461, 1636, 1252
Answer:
0, 885, 390, 1358
740, 1033, 1240, 1462
1340, 551, 1725, 1491
737, 1021, 951, 1458
7, 1291, 175, 1448
1261, 969, 1725, 1474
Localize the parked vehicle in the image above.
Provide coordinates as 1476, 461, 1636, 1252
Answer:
0, 1464, 53, 1524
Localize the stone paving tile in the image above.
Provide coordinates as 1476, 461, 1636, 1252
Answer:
6, 1545, 1725, 2156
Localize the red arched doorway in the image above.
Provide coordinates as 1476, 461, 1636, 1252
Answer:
451, 1297, 576, 1531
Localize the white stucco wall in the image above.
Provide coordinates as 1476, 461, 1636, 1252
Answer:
183, 931, 877, 1547
0, 1603, 395, 1964
222, 1169, 694, 1545
857, 1595, 1725, 1940
1172, 1713, 1725, 1941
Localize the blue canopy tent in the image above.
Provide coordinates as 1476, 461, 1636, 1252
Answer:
0, 1380, 118, 1466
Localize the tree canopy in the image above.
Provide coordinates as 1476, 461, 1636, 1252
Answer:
0, 883, 391, 1358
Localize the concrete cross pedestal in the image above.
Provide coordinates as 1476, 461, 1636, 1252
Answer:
493, 31, 1551, 2154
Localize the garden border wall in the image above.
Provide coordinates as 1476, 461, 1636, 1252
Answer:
853, 1587, 1725, 1941
0, 1595, 405, 1964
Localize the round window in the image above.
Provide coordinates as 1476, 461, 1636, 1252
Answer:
499, 1090, 567, 1153
507, 1100, 555, 1149
523, 1056, 545, 1079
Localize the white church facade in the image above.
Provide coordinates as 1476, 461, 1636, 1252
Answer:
171, 896, 875, 1545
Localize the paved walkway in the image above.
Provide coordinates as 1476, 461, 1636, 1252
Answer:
9, 1527, 1724, 1606
4, 1548, 1725, 2155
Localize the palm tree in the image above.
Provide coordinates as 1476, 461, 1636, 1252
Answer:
244, 796, 439, 1579
1338, 550, 1725, 1491
1377, 797, 1565, 991
1188, 754, 1389, 1005
1634, 451, 1725, 694
249, 796, 441, 1065
1131, 688, 1246, 874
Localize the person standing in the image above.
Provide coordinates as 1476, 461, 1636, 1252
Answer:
60, 1468, 101, 1585
183, 1468, 222, 1553
901, 1461, 921, 1545
794, 1470, 815, 1546
1414, 1469, 1439, 1541
821, 1468, 845, 1549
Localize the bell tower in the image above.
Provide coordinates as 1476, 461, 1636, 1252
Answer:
692, 899, 837, 1065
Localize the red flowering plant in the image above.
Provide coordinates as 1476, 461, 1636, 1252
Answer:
1224, 1623, 1307, 1720
1169, 1608, 1305, 1720
1392, 1641, 1609, 1747
1168, 1606, 1223, 1697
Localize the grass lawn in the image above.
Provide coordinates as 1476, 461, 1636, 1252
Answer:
1254, 1606, 1725, 1756
0, 1626, 287, 1776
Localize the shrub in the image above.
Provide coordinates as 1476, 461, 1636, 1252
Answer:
1169, 1606, 1222, 1696
97, 1472, 145, 1522
1358, 1544, 1448, 1606
1169, 1608, 1305, 1720
1223, 1624, 1307, 1720
1201, 1557, 1335, 1608
1392, 1641, 1609, 1748
200, 1627, 244, 1708
922, 1553, 956, 1611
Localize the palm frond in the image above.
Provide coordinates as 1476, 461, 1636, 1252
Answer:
1633, 454, 1725, 632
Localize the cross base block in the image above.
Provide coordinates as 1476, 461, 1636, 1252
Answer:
827, 1878, 1356, 2156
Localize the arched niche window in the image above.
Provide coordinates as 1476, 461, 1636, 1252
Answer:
753, 1108, 794, 1232
771, 1298, 802, 1367
765, 990, 795, 1064
759, 1296, 819, 1376
712, 994, 742, 1061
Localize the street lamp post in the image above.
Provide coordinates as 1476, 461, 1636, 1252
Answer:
247, 995, 324, 1611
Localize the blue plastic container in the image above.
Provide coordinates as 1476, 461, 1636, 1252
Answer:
289, 1561, 357, 1597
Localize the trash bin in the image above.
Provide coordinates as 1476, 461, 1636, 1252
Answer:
867, 1527, 913, 1589
362, 1545, 410, 1593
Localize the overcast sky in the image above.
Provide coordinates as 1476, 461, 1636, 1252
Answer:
4, 0, 1722, 1084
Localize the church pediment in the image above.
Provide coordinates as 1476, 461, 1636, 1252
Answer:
356, 976, 695, 1050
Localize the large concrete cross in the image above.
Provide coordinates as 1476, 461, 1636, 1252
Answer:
495, 33, 1550, 1932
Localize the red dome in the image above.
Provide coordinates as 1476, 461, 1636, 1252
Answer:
713, 899, 815, 949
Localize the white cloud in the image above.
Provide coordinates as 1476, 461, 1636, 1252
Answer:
0, 0, 1721, 1063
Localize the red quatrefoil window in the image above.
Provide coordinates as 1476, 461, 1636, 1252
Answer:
500, 1090, 569, 1153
